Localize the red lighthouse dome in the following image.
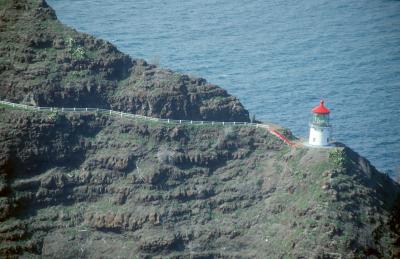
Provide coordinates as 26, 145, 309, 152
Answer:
312, 100, 330, 114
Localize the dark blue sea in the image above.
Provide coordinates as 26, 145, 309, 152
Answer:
47, 0, 400, 175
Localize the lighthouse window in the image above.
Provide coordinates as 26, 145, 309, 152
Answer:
313, 114, 329, 126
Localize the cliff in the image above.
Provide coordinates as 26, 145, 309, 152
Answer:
0, 0, 400, 258
0, 0, 249, 122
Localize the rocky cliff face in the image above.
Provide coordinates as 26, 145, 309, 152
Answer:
0, 0, 400, 258
0, 108, 399, 258
0, 0, 249, 122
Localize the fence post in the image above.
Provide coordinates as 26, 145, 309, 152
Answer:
120, 111, 123, 118
256, 124, 259, 128
62, 107, 64, 112
234, 122, 236, 125
110, 110, 112, 115
12, 103, 15, 108
74, 107, 76, 111
86, 108, 88, 112
222, 122, 225, 126
201, 121, 204, 125
168, 119, 170, 123
212, 121, 214, 125
190, 120, 193, 124
179, 120, 182, 124
96, 108, 99, 112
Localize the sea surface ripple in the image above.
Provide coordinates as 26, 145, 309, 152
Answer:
48, 0, 400, 175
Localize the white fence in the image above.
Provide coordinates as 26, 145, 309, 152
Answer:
0, 99, 302, 146
0, 100, 269, 129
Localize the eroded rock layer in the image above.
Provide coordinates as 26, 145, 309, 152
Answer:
0, 0, 249, 122
0, 0, 399, 258
0, 109, 399, 258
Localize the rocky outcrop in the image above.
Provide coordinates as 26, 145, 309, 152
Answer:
0, 108, 399, 258
0, 0, 249, 122
111, 67, 248, 121
0, 0, 399, 258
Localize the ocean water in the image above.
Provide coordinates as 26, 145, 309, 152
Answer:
47, 0, 400, 175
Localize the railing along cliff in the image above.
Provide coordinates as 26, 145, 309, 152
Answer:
0, 100, 296, 147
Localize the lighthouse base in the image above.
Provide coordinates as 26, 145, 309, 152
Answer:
308, 126, 331, 146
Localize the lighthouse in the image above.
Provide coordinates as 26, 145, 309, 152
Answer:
308, 100, 331, 146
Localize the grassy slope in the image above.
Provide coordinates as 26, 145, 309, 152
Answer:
0, 108, 399, 258
0, 0, 131, 104
0, 0, 399, 257
0, 0, 249, 121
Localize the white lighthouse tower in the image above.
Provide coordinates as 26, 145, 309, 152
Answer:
308, 100, 331, 146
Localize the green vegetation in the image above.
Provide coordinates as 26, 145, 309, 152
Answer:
0, 0, 10, 7
66, 37, 87, 60
0, 103, 12, 109
47, 111, 60, 122
311, 159, 331, 174
329, 148, 348, 170
275, 127, 297, 141
1, 1, 399, 258
1, 96, 399, 258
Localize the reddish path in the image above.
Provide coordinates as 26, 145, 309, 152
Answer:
269, 129, 296, 146
258, 124, 297, 147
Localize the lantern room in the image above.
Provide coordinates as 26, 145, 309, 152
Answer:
308, 100, 332, 146
311, 100, 330, 126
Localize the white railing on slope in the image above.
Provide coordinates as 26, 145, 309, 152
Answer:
0, 99, 268, 129
0, 100, 299, 146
